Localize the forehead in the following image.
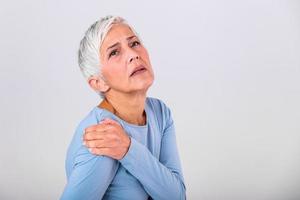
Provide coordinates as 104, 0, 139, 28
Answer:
100, 24, 135, 52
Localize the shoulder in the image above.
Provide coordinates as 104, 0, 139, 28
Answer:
146, 97, 171, 114
65, 107, 108, 173
70, 106, 115, 149
146, 97, 173, 132
74, 107, 105, 137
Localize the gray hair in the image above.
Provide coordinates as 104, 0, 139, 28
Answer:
78, 15, 140, 97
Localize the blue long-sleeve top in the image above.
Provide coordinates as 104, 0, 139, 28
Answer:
60, 97, 186, 200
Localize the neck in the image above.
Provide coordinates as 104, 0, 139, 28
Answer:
99, 92, 147, 126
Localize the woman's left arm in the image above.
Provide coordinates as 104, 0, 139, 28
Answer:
119, 117, 186, 200
84, 110, 186, 199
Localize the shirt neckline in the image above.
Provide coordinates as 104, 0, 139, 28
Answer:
94, 99, 149, 128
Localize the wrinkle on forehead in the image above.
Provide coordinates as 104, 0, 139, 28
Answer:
99, 24, 138, 60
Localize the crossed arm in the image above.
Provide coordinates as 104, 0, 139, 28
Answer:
61, 117, 186, 200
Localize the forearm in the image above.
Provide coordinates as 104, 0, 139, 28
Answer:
61, 149, 119, 200
119, 138, 186, 200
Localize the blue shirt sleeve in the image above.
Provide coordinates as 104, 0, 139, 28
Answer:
60, 118, 119, 200
119, 104, 186, 200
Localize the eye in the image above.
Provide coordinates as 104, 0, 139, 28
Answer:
131, 41, 140, 47
108, 49, 119, 58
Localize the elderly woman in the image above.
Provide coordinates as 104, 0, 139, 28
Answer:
60, 16, 186, 200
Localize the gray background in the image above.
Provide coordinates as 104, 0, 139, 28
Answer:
0, 0, 300, 199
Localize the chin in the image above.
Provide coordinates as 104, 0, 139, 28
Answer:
129, 79, 153, 94
142, 76, 154, 89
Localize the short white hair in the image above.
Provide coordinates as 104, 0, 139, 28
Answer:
78, 15, 140, 97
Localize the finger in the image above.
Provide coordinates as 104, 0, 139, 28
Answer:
98, 118, 116, 126
87, 130, 120, 142
89, 147, 111, 156
84, 119, 113, 133
84, 124, 114, 135
83, 123, 122, 141
103, 118, 121, 127
85, 125, 104, 134
84, 124, 99, 132
85, 139, 115, 148
84, 130, 111, 141
101, 118, 112, 124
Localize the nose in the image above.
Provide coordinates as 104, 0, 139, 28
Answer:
129, 55, 139, 63
126, 47, 140, 64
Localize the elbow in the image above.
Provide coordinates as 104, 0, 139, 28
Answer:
168, 179, 186, 200
175, 173, 186, 200
178, 181, 186, 200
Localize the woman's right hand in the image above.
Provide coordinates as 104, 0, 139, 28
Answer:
83, 118, 131, 160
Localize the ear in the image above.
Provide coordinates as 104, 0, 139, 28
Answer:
88, 75, 110, 93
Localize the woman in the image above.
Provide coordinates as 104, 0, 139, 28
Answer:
61, 16, 186, 200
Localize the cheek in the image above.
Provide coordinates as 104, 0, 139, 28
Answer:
102, 63, 127, 82
140, 49, 150, 64
143, 51, 153, 71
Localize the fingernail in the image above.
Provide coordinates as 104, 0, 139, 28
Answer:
82, 141, 86, 146
88, 148, 93, 153
100, 119, 107, 123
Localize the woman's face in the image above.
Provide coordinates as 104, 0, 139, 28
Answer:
99, 23, 154, 95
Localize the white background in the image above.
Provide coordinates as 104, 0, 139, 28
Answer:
0, 0, 300, 199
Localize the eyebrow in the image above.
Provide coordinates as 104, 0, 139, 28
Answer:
106, 35, 137, 52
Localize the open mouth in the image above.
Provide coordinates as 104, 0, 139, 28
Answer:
130, 65, 147, 77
